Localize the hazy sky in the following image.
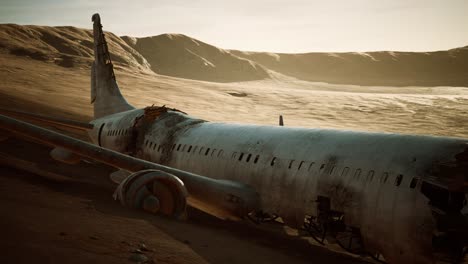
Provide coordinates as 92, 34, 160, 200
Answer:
1, 0, 467, 53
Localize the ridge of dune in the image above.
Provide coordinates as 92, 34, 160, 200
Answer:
121, 33, 270, 82
1, 23, 468, 86
0, 24, 151, 71
230, 47, 468, 87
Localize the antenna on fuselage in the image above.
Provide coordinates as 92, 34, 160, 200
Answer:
279, 115, 284, 126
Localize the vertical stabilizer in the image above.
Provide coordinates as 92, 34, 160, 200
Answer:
91, 13, 134, 118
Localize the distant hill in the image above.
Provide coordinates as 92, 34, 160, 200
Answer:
0, 24, 151, 71
121, 34, 269, 82
1, 24, 467, 86
230, 47, 468, 86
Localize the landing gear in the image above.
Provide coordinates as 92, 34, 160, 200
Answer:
303, 196, 386, 263
335, 226, 365, 255
304, 196, 346, 245
303, 215, 327, 244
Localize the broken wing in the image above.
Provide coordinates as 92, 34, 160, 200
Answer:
0, 113, 259, 220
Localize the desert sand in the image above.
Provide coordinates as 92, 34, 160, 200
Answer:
1, 24, 468, 263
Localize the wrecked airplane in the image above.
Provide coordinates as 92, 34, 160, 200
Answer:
0, 13, 466, 263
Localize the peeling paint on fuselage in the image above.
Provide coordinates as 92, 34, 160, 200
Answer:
90, 108, 468, 263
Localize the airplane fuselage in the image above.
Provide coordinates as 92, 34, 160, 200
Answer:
89, 106, 468, 263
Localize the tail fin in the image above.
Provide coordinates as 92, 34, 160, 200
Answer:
91, 13, 134, 119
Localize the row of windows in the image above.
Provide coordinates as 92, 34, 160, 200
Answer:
143, 140, 226, 159
107, 128, 130, 137
144, 139, 164, 153
233, 152, 260, 164
143, 139, 418, 190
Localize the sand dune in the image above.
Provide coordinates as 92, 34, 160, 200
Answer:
1, 24, 467, 136
1, 54, 468, 138
0, 24, 151, 71
1, 24, 467, 86
122, 34, 269, 82
231, 46, 468, 86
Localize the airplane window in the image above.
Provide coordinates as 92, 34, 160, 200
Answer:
172, 144, 176, 150
205, 148, 210, 156
158, 146, 162, 152
144, 140, 148, 146
342, 167, 349, 177
182, 145, 187, 152
270, 157, 276, 166
395, 174, 403, 186
193, 146, 198, 153
382, 173, 389, 183
238, 153, 244, 161
150, 142, 154, 148
410, 177, 418, 189
354, 169, 361, 180
318, 164, 326, 174
188, 145, 192, 153
254, 155, 259, 164
211, 149, 217, 157
330, 166, 335, 175
368, 170, 374, 181
308, 162, 315, 171
246, 154, 252, 162
153, 143, 157, 150
232, 152, 237, 159
199, 147, 205, 155
218, 150, 224, 157
288, 160, 294, 169
177, 144, 181, 151
298, 161, 304, 170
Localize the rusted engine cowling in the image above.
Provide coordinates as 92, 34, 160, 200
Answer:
114, 169, 188, 219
